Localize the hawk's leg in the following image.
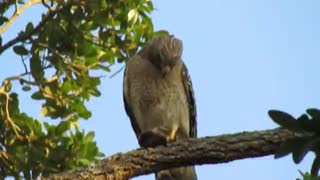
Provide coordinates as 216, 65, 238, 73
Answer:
138, 126, 178, 148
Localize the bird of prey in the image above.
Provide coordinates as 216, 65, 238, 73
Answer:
123, 35, 197, 180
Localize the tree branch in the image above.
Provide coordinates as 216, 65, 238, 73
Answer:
0, 2, 65, 54
0, 0, 48, 35
43, 128, 311, 180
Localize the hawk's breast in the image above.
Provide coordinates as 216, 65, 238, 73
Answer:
129, 58, 190, 136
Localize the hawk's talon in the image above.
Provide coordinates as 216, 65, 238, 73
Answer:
157, 126, 178, 142
166, 126, 178, 142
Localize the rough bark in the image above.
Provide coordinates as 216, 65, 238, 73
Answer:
42, 128, 310, 180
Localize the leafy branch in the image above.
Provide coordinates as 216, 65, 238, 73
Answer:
0, 81, 22, 139
0, 1, 157, 179
0, 1, 63, 54
0, 0, 52, 35
269, 108, 320, 178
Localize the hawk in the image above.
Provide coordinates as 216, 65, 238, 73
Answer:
123, 35, 197, 180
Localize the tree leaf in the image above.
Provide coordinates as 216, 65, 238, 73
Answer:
31, 91, 44, 100
85, 132, 95, 142
298, 114, 320, 133
56, 121, 70, 135
292, 137, 318, 164
275, 136, 315, 165
13, 45, 29, 55
22, 86, 31, 91
30, 53, 44, 81
268, 110, 302, 131
25, 22, 34, 34
0, 16, 8, 26
96, 64, 110, 72
128, 9, 139, 23
274, 139, 297, 159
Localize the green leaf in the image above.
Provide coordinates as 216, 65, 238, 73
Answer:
96, 64, 110, 72
88, 89, 101, 97
268, 110, 302, 131
13, 45, 29, 55
22, 86, 31, 91
9, 93, 19, 115
56, 121, 70, 135
73, 101, 91, 119
31, 91, 44, 100
41, 106, 58, 118
274, 139, 297, 159
128, 9, 139, 23
292, 137, 318, 164
78, 158, 91, 166
62, 81, 72, 93
297, 113, 320, 133
30, 53, 44, 81
0, 1, 156, 178
99, 54, 112, 63
25, 22, 34, 34
0, 16, 8, 26
85, 132, 95, 142
275, 136, 315, 165
296, 114, 315, 132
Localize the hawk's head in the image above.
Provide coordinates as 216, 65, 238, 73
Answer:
140, 35, 183, 76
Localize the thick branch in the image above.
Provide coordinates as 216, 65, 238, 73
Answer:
43, 128, 311, 180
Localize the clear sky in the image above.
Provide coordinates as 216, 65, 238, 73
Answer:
1, 0, 320, 179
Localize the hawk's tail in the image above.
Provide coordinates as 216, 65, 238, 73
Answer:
155, 166, 197, 180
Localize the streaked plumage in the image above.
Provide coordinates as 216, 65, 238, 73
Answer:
123, 35, 197, 180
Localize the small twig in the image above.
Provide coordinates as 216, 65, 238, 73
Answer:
41, 0, 51, 10
4, 64, 53, 85
0, 88, 22, 139
0, 151, 11, 169
14, 0, 18, 15
0, 2, 67, 54
109, 65, 125, 78
0, 0, 47, 35
20, 55, 29, 74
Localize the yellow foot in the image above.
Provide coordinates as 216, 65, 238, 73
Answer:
166, 126, 178, 142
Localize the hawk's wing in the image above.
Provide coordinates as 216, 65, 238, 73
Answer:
182, 62, 197, 138
123, 63, 141, 138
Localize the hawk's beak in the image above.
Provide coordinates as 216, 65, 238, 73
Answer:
161, 66, 171, 76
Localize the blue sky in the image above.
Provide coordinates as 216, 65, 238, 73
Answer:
1, 0, 320, 179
